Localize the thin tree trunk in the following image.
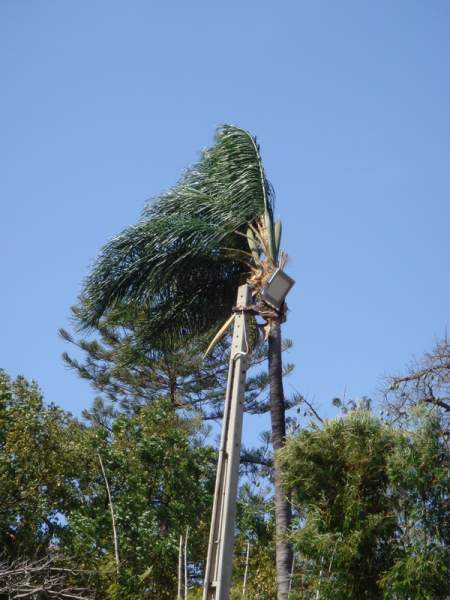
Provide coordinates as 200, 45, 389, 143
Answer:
315, 556, 324, 599
268, 319, 292, 600
177, 534, 183, 599
288, 553, 295, 595
184, 526, 189, 600
242, 541, 250, 598
98, 452, 120, 579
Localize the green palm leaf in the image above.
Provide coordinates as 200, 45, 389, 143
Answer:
79, 125, 276, 347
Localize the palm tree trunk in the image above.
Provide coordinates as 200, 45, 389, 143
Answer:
268, 318, 292, 600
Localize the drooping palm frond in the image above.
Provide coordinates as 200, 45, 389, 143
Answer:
79, 125, 277, 347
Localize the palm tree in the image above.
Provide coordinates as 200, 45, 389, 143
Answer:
79, 125, 293, 598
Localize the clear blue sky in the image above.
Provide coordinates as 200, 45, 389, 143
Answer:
1, 2, 449, 437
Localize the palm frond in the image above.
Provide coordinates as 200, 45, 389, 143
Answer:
203, 314, 236, 359
80, 126, 276, 347
274, 220, 282, 263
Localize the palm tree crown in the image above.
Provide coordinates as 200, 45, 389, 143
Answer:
80, 125, 280, 347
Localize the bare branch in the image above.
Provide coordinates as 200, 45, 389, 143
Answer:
0, 557, 93, 599
385, 337, 450, 424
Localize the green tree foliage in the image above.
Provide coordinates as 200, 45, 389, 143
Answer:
232, 484, 277, 599
280, 412, 397, 599
280, 410, 450, 600
64, 399, 215, 599
380, 409, 449, 599
189, 484, 278, 599
59, 303, 294, 420
0, 370, 216, 599
1, 363, 448, 599
0, 369, 87, 559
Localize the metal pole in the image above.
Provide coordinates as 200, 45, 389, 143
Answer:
203, 284, 252, 600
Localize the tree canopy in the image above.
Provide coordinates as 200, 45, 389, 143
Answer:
280, 409, 450, 600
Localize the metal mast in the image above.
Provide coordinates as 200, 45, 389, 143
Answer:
203, 284, 252, 600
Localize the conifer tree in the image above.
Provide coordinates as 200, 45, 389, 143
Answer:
60, 303, 295, 421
